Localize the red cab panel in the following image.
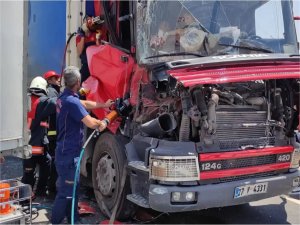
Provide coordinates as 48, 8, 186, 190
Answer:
84, 44, 134, 133
87, 44, 134, 98
83, 76, 121, 133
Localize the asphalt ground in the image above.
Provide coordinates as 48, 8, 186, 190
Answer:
1, 156, 300, 224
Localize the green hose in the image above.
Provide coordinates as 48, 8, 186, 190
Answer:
71, 130, 96, 225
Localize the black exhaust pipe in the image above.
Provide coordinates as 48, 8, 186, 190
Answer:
140, 114, 177, 138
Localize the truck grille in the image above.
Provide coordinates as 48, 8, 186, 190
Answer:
200, 154, 277, 171
216, 110, 269, 149
199, 146, 293, 182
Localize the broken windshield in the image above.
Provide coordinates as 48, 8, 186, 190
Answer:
136, 0, 298, 64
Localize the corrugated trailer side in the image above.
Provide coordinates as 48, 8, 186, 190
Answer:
0, 1, 30, 158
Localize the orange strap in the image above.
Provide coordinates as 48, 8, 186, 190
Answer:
31, 146, 44, 155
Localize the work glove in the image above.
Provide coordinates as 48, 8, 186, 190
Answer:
77, 23, 89, 37
77, 27, 85, 37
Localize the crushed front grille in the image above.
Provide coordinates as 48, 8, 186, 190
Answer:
218, 136, 276, 150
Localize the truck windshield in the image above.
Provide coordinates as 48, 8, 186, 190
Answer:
136, 0, 298, 64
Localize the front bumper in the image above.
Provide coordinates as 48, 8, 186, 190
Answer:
149, 169, 300, 212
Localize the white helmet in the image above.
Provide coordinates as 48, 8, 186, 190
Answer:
29, 76, 47, 93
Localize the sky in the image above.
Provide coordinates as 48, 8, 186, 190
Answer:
294, 0, 300, 44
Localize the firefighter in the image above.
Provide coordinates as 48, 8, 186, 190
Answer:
51, 66, 113, 224
43, 70, 61, 194
76, 15, 105, 83
22, 76, 56, 197
43, 70, 60, 98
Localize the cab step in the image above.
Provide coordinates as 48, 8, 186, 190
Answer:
127, 194, 150, 208
128, 161, 149, 173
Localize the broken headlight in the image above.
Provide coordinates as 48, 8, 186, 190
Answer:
149, 156, 199, 182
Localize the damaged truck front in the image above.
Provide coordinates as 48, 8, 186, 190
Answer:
83, 0, 300, 219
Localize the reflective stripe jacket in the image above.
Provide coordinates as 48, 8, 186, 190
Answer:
28, 92, 57, 148
47, 84, 60, 140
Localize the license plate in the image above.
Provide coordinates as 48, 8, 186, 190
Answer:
234, 182, 268, 198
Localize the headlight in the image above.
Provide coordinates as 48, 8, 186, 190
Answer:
290, 148, 300, 169
150, 156, 199, 181
290, 139, 300, 169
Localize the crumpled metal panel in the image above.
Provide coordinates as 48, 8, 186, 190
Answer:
168, 63, 300, 86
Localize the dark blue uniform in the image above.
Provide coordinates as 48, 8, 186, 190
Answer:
51, 88, 88, 224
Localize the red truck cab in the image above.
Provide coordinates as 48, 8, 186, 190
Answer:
81, 0, 300, 219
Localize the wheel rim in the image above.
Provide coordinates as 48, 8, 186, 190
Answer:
96, 153, 117, 197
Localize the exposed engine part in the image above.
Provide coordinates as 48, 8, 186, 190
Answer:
278, 80, 296, 136
192, 88, 207, 116
246, 97, 266, 106
207, 93, 219, 134
140, 113, 177, 138
188, 106, 201, 125
179, 114, 190, 141
181, 91, 192, 114
272, 88, 284, 122
214, 90, 234, 104
188, 106, 201, 140
179, 91, 192, 141
135, 74, 293, 148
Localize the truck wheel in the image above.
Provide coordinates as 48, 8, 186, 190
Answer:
92, 132, 135, 220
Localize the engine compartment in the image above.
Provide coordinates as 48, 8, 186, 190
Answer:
126, 65, 298, 152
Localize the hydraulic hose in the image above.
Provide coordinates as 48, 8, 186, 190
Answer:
60, 32, 77, 86
71, 109, 121, 225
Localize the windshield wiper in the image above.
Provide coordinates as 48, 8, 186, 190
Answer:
145, 52, 205, 59
218, 43, 273, 53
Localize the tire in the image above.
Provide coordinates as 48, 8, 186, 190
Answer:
92, 132, 136, 220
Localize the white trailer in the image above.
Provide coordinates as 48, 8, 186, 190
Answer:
0, 1, 31, 159
0, 0, 84, 158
